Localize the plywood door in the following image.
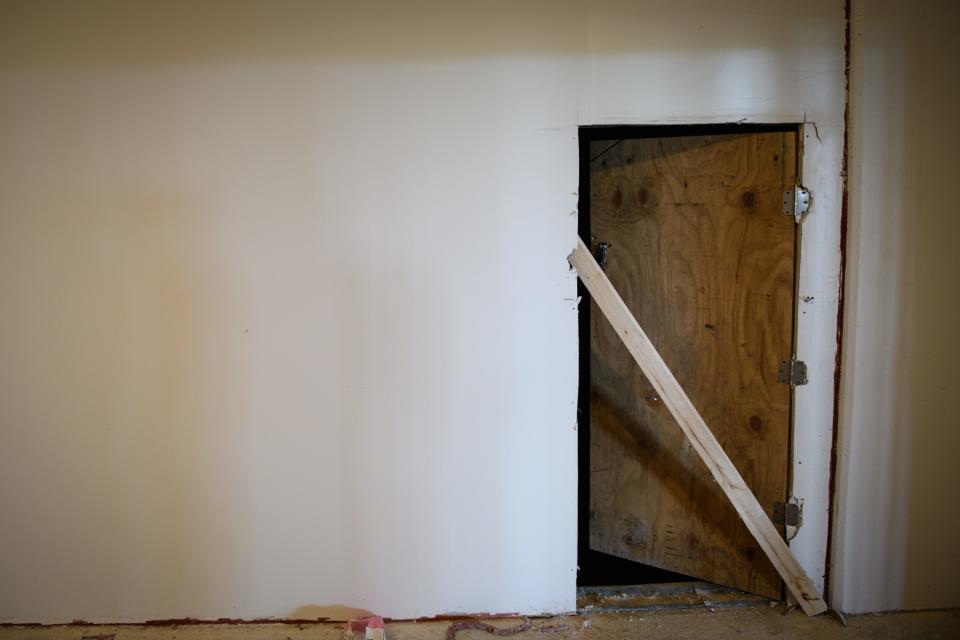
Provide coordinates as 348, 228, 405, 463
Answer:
587, 131, 797, 599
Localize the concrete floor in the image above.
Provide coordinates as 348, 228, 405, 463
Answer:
3, 607, 958, 640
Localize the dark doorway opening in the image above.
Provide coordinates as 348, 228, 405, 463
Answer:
576, 123, 800, 589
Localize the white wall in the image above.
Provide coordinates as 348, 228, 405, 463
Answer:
831, 0, 960, 614
0, 0, 847, 623
0, 1, 585, 622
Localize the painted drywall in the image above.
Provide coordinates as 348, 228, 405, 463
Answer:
0, 1, 586, 622
0, 0, 846, 623
831, 0, 960, 614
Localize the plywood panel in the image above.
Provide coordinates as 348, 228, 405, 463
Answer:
588, 131, 797, 599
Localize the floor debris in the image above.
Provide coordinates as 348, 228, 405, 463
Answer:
344, 615, 385, 640
445, 619, 532, 640
3, 608, 959, 640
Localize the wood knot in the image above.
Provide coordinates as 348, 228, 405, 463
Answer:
612, 185, 623, 208
741, 191, 756, 208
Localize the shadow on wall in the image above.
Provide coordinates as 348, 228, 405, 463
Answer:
0, 0, 585, 67
0, 0, 838, 69
896, 2, 960, 610
836, 0, 960, 613
0, 186, 242, 615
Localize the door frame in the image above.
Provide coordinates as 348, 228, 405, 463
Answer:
577, 121, 839, 598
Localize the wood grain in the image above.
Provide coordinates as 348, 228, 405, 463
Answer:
570, 236, 826, 616
585, 133, 797, 600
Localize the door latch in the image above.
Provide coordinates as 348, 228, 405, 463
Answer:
594, 241, 612, 270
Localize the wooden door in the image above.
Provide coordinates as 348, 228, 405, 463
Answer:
587, 130, 797, 599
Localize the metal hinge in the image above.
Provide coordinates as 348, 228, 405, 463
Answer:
773, 497, 803, 528
778, 358, 808, 386
782, 185, 811, 223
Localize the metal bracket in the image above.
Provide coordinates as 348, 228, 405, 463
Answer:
778, 358, 808, 386
594, 241, 612, 270
773, 497, 803, 528
782, 185, 811, 223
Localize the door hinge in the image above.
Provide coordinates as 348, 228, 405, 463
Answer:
778, 358, 808, 386
773, 497, 803, 528
782, 185, 811, 223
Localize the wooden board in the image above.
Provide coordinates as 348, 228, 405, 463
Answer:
569, 237, 827, 616
586, 133, 798, 600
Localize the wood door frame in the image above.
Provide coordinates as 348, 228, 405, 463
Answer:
577, 122, 837, 598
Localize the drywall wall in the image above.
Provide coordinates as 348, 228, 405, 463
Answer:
831, 0, 960, 614
0, 1, 585, 622
0, 0, 846, 622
